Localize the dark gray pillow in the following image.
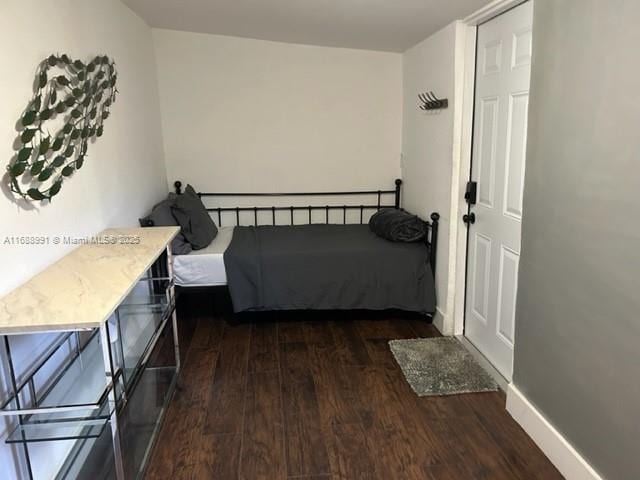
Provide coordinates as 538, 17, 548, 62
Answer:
139, 197, 192, 255
170, 184, 218, 250
369, 208, 427, 242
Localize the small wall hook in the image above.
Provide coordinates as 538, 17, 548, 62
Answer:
418, 91, 448, 110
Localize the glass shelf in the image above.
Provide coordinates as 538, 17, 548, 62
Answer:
121, 364, 176, 478
54, 425, 116, 480
115, 276, 174, 390
37, 331, 110, 410
118, 304, 167, 382
2, 331, 117, 416
0, 331, 111, 417
3, 332, 118, 445
6, 416, 109, 444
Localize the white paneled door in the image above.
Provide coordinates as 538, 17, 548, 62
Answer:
465, 1, 532, 380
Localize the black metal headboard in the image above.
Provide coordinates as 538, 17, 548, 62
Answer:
172, 178, 440, 275
174, 178, 403, 223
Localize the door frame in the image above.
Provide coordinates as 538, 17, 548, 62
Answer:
448, 0, 529, 336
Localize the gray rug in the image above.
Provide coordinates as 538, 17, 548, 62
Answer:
389, 337, 499, 396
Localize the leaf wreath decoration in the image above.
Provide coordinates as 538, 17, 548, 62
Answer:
7, 54, 118, 201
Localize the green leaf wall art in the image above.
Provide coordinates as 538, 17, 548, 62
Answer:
7, 54, 118, 201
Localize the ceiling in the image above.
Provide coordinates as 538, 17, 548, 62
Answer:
122, 0, 491, 52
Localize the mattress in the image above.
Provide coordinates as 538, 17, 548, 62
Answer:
173, 226, 234, 286
224, 224, 435, 314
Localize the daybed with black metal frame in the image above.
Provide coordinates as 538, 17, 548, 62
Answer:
148, 178, 439, 316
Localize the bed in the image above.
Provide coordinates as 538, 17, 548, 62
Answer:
166, 179, 440, 315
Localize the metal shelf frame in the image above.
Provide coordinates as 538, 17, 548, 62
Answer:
1, 246, 181, 480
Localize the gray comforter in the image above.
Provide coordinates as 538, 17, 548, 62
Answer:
223, 224, 435, 314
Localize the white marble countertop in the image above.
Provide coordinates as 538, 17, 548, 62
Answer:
0, 227, 179, 335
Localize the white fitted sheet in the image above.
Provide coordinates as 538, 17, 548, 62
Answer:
173, 226, 234, 287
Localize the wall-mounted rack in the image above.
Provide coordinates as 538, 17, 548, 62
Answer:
418, 91, 448, 110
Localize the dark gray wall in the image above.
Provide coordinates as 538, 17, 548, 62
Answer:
514, 1, 640, 479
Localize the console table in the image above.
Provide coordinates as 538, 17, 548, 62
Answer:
0, 227, 180, 480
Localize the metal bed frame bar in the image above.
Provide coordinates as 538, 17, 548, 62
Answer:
175, 178, 403, 205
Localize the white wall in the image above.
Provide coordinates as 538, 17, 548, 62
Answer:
401, 22, 465, 333
0, 1, 167, 477
153, 30, 402, 197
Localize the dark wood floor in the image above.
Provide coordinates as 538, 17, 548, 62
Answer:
145, 291, 562, 479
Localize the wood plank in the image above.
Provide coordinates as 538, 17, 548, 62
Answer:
167, 463, 196, 480
423, 462, 475, 480
302, 321, 364, 427
303, 321, 335, 348
462, 393, 564, 479
306, 348, 362, 427
407, 318, 441, 338
192, 433, 242, 479
325, 423, 378, 479
329, 321, 371, 366
240, 372, 286, 480
204, 323, 252, 434
349, 365, 444, 477
410, 391, 522, 479
362, 338, 397, 368
146, 347, 218, 478
278, 321, 307, 344
445, 414, 523, 480
279, 342, 331, 477
189, 317, 225, 350
288, 476, 332, 480
355, 318, 416, 340
248, 322, 279, 373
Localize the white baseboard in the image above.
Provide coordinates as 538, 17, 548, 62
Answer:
432, 307, 448, 335
506, 385, 603, 480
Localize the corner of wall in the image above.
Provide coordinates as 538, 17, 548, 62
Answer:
147, 29, 170, 192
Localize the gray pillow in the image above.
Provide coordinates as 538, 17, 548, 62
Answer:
170, 184, 218, 250
139, 197, 192, 255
